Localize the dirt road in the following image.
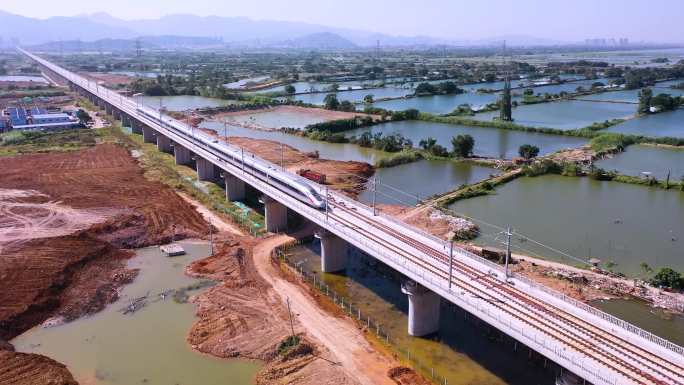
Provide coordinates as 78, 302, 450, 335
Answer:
252, 235, 397, 385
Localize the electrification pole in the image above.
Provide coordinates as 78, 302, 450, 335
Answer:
505, 226, 512, 280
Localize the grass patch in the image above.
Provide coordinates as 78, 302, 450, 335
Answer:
375, 150, 423, 168
0, 128, 98, 156
277, 335, 301, 356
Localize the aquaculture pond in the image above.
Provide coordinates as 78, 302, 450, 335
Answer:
202, 121, 385, 164
473, 100, 636, 130
596, 144, 684, 180
449, 175, 684, 276
0, 75, 48, 83
605, 108, 684, 138
593, 299, 684, 346
285, 243, 557, 385
222, 108, 330, 130
140, 95, 239, 111
290, 87, 410, 105
346, 120, 588, 159
370, 92, 498, 114
357, 159, 497, 206
12, 242, 261, 385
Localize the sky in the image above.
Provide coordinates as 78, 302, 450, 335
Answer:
2, 0, 683, 43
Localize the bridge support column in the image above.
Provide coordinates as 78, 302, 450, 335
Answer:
121, 114, 130, 128
315, 229, 348, 273
174, 144, 191, 165
105, 104, 113, 116
196, 157, 217, 181
156, 134, 172, 153
259, 196, 287, 233
131, 120, 143, 135
112, 109, 122, 121
142, 126, 156, 143
224, 174, 246, 201
401, 281, 440, 337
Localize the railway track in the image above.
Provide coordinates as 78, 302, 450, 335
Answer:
327, 198, 684, 385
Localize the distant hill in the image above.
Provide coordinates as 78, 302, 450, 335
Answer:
0, 10, 578, 49
281, 32, 357, 50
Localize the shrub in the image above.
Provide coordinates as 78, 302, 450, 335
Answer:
650, 268, 683, 290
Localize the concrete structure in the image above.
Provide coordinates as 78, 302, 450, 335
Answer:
131, 120, 143, 135
173, 144, 192, 165
27, 49, 684, 385
224, 174, 246, 201
196, 157, 218, 181
401, 281, 441, 336
260, 196, 287, 233
315, 229, 348, 273
142, 125, 156, 143
156, 134, 172, 153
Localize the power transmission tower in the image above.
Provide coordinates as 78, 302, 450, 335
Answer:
136, 38, 142, 57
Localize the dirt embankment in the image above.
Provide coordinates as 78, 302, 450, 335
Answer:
202, 130, 375, 196
0, 143, 209, 384
379, 204, 478, 240
186, 235, 354, 385
0, 349, 77, 385
206, 105, 381, 124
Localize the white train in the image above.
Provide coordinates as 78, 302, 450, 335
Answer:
135, 106, 326, 210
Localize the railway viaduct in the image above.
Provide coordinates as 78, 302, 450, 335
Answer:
22, 49, 684, 385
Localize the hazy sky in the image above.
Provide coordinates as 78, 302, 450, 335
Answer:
2, 0, 683, 42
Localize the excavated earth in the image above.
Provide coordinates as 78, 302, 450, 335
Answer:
0, 143, 208, 384
186, 236, 354, 385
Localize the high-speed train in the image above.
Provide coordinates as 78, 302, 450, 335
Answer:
135, 105, 326, 209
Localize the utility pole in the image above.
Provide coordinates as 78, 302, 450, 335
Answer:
241, 147, 245, 173
286, 297, 296, 339
372, 176, 378, 216
666, 168, 671, 189
209, 220, 214, 256
448, 240, 454, 289
325, 186, 329, 222
280, 143, 284, 170
505, 226, 512, 280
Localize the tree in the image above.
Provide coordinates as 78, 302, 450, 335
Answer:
523, 88, 534, 96
338, 100, 356, 112
284, 84, 296, 94
451, 135, 475, 158
323, 94, 339, 110
363, 94, 374, 104
650, 268, 682, 290
419, 137, 437, 151
414, 82, 437, 96
605, 260, 617, 272
518, 144, 540, 159
76, 109, 92, 126
638, 88, 653, 114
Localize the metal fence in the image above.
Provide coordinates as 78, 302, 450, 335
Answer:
274, 245, 452, 385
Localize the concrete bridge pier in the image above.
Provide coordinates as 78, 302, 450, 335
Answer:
315, 229, 348, 273
224, 173, 246, 201
142, 126, 156, 143
131, 120, 143, 135
174, 144, 191, 165
112, 108, 122, 121
105, 103, 113, 116
196, 157, 218, 181
121, 114, 130, 128
401, 280, 441, 337
156, 134, 172, 153
260, 196, 288, 233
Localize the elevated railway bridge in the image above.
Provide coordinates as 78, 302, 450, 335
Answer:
21, 49, 684, 385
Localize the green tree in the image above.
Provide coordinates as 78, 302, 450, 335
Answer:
451, 135, 475, 158
518, 144, 540, 159
338, 100, 356, 112
323, 94, 340, 110
650, 268, 683, 289
284, 84, 296, 94
76, 109, 92, 126
363, 94, 374, 104
638, 87, 653, 114
419, 137, 437, 151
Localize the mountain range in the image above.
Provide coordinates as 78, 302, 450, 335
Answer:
0, 10, 569, 49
